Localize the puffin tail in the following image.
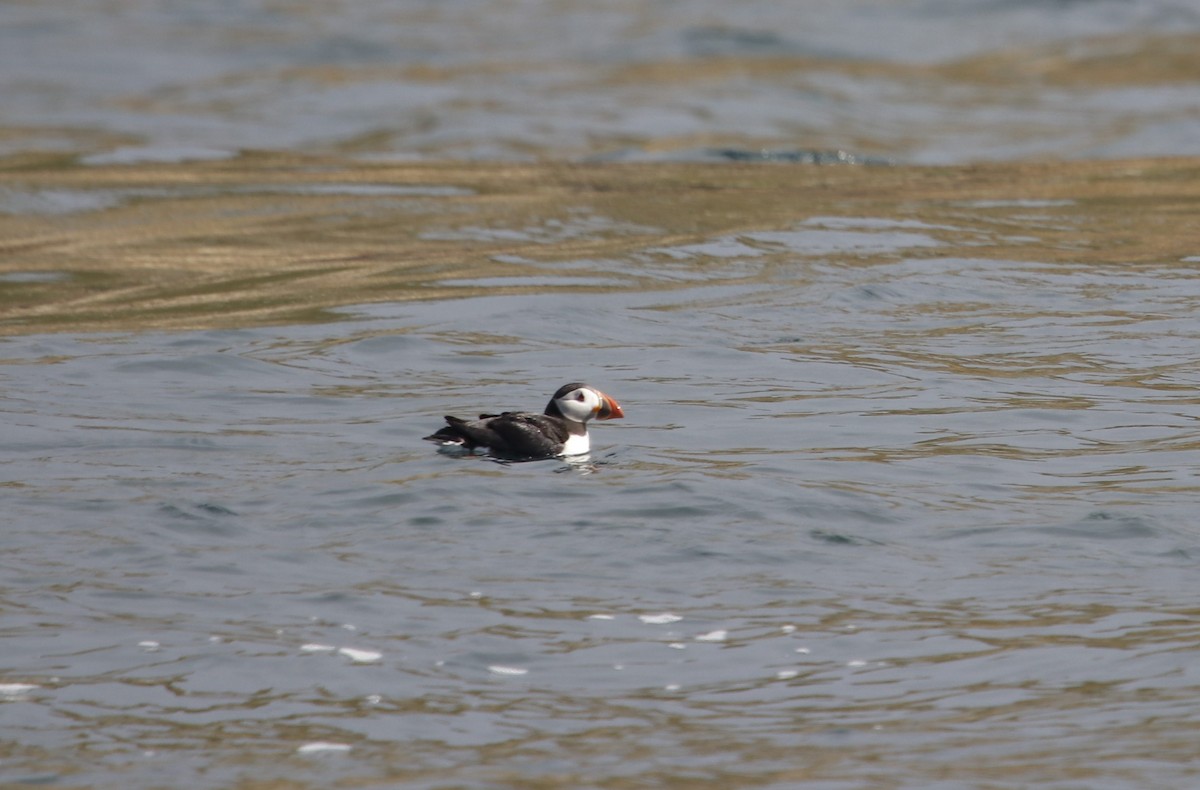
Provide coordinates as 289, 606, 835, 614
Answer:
424, 416, 470, 446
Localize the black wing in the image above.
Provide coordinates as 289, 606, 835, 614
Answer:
424, 412, 570, 459
487, 413, 571, 459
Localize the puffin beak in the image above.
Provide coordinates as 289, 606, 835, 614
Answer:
594, 391, 624, 420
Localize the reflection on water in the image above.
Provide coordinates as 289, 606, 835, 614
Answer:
3, 1, 1200, 162
3, 152, 1200, 788
3, 153, 1199, 335
5, 1, 1200, 784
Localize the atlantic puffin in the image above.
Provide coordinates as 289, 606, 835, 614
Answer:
424, 382, 624, 459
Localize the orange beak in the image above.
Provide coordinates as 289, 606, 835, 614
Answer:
595, 392, 625, 420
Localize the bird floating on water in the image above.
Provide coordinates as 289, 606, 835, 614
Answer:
424, 382, 624, 459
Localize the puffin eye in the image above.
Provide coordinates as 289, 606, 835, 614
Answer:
575, 392, 586, 401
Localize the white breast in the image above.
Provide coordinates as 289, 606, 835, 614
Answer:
559, 432, 591, 456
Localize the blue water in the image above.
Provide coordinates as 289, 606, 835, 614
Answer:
4, 0, 1200, 787
2, 0, 1200, 162
6, 234, 1200, 786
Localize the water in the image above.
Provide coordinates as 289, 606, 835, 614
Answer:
5, 168, 1200, 786
3, 0, 1200, 162
4, 1, 1200, 787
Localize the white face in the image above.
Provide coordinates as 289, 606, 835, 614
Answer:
554, 386, 603, 423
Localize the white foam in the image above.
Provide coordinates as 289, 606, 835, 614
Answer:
296, 742, 352, 754
694, 630, 727, 642
487, 665, 529, 676
337, 647, 382, 664
0, 683, 39, 696
300, 643, 337, 653
638, 613, 682, 625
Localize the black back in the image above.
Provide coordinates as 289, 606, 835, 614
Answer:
424, 411, 572, 459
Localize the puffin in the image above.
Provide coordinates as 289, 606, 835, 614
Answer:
424, 382, 624, 459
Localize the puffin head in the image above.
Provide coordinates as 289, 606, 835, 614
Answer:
548, 383, 625, 424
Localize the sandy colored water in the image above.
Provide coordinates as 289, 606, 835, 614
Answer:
4, 154, 1199, 334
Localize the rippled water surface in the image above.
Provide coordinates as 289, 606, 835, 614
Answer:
4, 154, 1200, 788
4, 0, 1200, 787
4, 0, 1200, 162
